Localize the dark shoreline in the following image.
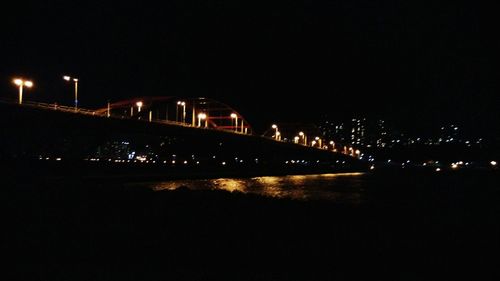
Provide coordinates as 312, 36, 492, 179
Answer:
3, 159, 368, 184
3, 169, 500, 280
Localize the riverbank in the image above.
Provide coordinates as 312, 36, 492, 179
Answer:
3, 159, 368, 183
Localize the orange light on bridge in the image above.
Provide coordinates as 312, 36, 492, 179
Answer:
299, 131, 307, 145
314, 137, 322, 148
271, 124, 279, 140
329, 141, 335, 151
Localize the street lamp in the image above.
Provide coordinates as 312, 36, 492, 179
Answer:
177, 101, 186, 123
329, 141, 335, 151
13, 78, 33, 104
271, 124, 278, 140
299, 131, 307, 146
294, 136, 299, 144
197, 113, 207, 127
63, 75, 78, 111
315, 137, 322, 148
355, 149, 361, 158
136, 101, 143, 112
230, 113, 238, 132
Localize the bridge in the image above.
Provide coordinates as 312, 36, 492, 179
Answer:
95, 96, 254, 134
0, 97, 367, 178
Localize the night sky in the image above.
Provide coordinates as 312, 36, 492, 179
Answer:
1, 1, 498, 134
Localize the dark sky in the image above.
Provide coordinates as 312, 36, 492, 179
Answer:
1, 0, 499, 134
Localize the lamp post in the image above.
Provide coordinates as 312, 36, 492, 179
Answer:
271, 124, 278, 140
177, 101, 186, 123
198, 113, 207, 127
191, 101, 196, 126
294, 136, 300, 144
299, 131, 307, 146
63, 76, 78, 111
355, 149, 361, 158
136, 101, 143, 113
13, 79, 33, 105
315, 137, 322, 148
230, 113, 238, 132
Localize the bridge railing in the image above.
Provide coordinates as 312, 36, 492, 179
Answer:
22, 101, 102, 116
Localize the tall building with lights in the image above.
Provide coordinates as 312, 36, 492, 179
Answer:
350, 118, 366, 146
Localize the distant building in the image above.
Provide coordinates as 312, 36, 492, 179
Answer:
319, 121, 347, 143
350, 118, 366, 146
319, 118, 370, 147
374, 120, 388, 148
96, 141, 131, 160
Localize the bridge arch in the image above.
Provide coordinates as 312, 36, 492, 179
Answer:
95, 96, 253, 135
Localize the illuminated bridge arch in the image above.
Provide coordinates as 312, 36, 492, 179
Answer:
95, 96, 254, 135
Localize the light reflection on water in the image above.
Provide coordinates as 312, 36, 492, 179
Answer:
150, 172, 366, 203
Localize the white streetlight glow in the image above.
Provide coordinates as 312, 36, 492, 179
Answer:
230, 113, 238, 132
13, 78, 33, 104
63, 75, 79, 110
177, 101, 186, 123
136, 101, 143, 112
271, 124, 279, 140
197, 113, 207, 127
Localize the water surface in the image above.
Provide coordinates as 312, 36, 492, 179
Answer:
144, 172, 367, 203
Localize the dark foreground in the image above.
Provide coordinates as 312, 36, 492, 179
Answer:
2, 170, 500, 280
